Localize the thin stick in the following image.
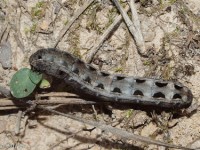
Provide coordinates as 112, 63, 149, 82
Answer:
129, 1, 140, 30
35, 98, 97, 105
0, 23, 7, 44
37, 92, 78, 98
0, 106, 24, 110
0, 23, 10, 44
20, 115, 29, 137
53, 0, 95, 48
38, 105, 194, 150
85, 6, 130, 63
0, 99, 27, 107
0, 98, 98, 110
14, 33, 25, 52
55, 0, 68, 12
48, 130, 83, 150
14, 6, 25, 52
15, 110, 22, 135
112, 0, 146, 56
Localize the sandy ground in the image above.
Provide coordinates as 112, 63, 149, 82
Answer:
0, 0, 200, 150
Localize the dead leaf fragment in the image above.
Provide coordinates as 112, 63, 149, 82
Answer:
39, 20, 49, 31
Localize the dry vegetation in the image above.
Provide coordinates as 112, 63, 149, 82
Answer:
0, 0, 200, 149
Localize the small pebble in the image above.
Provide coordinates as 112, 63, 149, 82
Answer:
0, 41, 12, 69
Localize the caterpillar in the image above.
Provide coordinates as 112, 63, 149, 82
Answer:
29, 48, 193, 108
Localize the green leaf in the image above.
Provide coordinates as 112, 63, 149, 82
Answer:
125, 109, 134, 118
10, 68, 37, 98
29, 70, 42, 84
39, 79, 51, 89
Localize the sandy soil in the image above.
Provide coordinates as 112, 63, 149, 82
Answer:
0, 0, 200, 150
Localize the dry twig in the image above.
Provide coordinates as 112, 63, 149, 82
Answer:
35, 98, 97, 105
53, 0, 95, 48
48, 130, 83, 150
12, 4, 25, 52
0, 97, 98, 110
113, 0, 146, 56
0, 23, 10, 44
0, 23, 8, 44
129, 1, 142, 31
86, 6, 130, 63
15, 110, 22, 135
37, 92, 77, 98
38, 105, 194, 150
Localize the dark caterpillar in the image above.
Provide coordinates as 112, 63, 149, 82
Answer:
29, 48, 193, 108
